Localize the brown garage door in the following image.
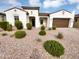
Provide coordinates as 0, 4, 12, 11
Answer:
53, 18, 69, 27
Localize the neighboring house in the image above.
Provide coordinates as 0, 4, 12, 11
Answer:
73, 14, 79, 28
0, 12, 6, 22
3, 6, 75, 29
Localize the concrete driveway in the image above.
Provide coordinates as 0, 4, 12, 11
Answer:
0, 28, 79, 59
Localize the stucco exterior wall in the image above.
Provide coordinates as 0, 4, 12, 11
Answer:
49, 10, 75, 28
4, 8, 75, 29
24, 9, 38, 16
24, 9, 40, 28
5, 8, 27, 28
39, 16, 48, 27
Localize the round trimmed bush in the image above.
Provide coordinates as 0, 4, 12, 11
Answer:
7, 24, 12, 31
15, 31, 26, 38
15, 20, 23, 29
52, 26, 56, 30
44, 40, 64, 57
39, 30, 46, 36
26, 23, 32, 30
41, 25, 45, 30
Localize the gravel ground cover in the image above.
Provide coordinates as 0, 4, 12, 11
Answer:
0, 28, 79, 59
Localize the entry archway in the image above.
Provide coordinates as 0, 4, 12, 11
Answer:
29, 17, 35, 27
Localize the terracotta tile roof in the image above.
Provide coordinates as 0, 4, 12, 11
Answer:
39, 13, 49, 16
22, 6, 40, 10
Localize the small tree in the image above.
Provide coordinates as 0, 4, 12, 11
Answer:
26, 23, 32, 30
15, 20, 23, 29
39, 25, 46, 36
39, 30, 46, 36
7, 24, 12, 31
41, 25, 45, 30
52, 26, 56, 30
0, 21, 9, 31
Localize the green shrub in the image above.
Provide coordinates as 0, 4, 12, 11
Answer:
15, 20, 23, 29
15, 31, 26, 38
41, 25, 45, 30
26, 23, 32, 30
39, 30, 46, 36
52, 26, 56, 30
0, 21, 9, 30
44, 40, 64, 57
57, 33, 63, 39
7, 24, 12, 31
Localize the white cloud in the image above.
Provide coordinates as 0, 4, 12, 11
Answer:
43, 0, 65, 8
0, 0, 21, 6
8, 0, 21, 6
0, 0, 22, 11
76, 4, 79, 10
28, 0, 41, 7
68, 0, 79, 4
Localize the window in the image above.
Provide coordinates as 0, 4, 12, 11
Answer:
2, 16, 5, 21
0, 15, 5, 21
14, 16, 19, 21
40, 19, 43, 24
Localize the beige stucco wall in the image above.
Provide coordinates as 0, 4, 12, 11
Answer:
4, 8, 75, 29
39, 16, 48, 27
5, 8, 27, 28
24, 9, 40, 28
49, 10, 75, 28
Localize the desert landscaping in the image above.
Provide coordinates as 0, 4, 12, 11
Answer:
0, 28, 79, 59
0, 0, 79, 59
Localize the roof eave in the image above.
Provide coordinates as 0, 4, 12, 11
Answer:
21, 6, 40, 10
4, 7, 27, 13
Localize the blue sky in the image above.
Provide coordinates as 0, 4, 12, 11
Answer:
0, 0, 79, 14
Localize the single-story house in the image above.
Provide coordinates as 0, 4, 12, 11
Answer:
0, 6, 77, 29
73, 14, 79, 27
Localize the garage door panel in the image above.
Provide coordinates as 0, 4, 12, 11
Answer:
53, 18, 69, 27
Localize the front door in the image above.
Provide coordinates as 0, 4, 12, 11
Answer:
29, 17, 35, 27
32, 19, 35, 27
